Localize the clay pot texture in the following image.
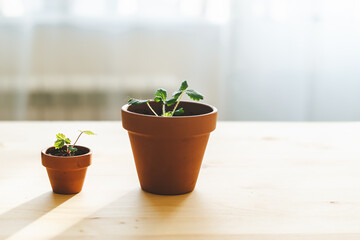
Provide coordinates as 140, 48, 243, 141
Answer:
41, 146, 92, 194
122, 101, 217, 195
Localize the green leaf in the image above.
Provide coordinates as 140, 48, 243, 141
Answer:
154, 96, 162, 102
172, 90, 182, 100
128, 98, 149, 106
54, 139, 65, 149
186, 89, 203, 101
162, 112, 172, 117
179, 81, 188, 91
174, 108, 184, 116
154, 88, 167, 103
165, 98, 177, 106
166, 88, 185, 106
56, 133, 66, 140
55, 133, 70, 149
81, 130, 95, 135
68, 146, 77, 153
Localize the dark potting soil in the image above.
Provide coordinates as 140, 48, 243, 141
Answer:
133, 109, 197, 117
128, 101, 214, 117
48, 148, 87, 157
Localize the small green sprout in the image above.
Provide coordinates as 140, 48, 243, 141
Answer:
54, 130, 95, 156
128, 80, 203, 117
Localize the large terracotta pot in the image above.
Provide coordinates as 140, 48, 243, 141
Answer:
122, 101, 217, 195
41, 146, 92, 194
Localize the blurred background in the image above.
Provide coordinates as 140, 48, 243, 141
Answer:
1, 0, 360, 121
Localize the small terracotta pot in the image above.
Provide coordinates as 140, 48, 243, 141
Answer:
122, 101, 217, 195
41, 146, 92, 194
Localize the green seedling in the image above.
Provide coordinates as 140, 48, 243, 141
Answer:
128, 80, 203, 117
54, 130, 95, 156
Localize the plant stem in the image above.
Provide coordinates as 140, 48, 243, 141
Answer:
147, 102, 158, 116
171, 90, 185, 116
72, 131, 83, 148
162, 104, 165, 116
66, 131, 83, 156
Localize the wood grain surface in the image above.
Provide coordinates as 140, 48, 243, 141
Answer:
0, 121, 360, 240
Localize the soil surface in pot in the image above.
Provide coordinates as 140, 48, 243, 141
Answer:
128, 101, 214, 117
46, 146, 89, 157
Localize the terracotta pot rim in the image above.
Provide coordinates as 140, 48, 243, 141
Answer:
42, 145, 92, 159
122, 100, 217, 119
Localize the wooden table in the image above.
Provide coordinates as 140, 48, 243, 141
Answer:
1, 122, 360, 240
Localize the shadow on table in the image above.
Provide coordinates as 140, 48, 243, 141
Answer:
52, 189, 212, 239
0, 192, 74, 239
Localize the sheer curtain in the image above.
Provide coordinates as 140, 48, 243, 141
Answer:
1, 0, 360, 120
223, 0, 360, 120
0, 0, 228, 120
